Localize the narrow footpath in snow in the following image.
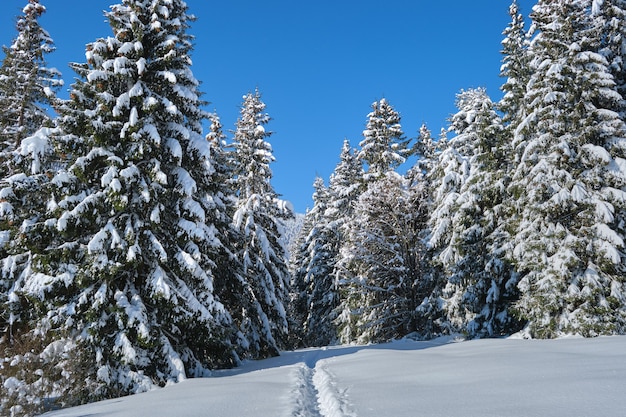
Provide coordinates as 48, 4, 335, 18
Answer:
288, 346, 357, 417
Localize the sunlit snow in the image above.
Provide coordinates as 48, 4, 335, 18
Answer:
43, 336, 626, 417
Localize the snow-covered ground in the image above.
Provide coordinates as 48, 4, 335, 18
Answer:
44, 335, 626, 417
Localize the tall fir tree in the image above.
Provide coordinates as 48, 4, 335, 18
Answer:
0, 0, 61, 343
231, 89, 291, 358
325, 140, 364, 343
510, 0, 626, 337
499, 0, 531, 131
439, 88, 521, 337
204, 112, 250, 362
0, 0, 62, 385
289, 177, 339, 347
425, 93, 476, 336
336, 102, 418, 344
407, 124, 445, 339
337, 171, 418, 344
287, 198, 317, 348
0, 0, 62, 174
5, 1, 239, 409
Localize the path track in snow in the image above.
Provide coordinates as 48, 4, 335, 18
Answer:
289, 356, 356, 417
290, 364, 323, 417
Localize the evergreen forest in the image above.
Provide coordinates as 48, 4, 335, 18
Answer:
1, 0, 626, 415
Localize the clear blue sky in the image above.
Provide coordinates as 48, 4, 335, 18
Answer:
1, 0, 536, 213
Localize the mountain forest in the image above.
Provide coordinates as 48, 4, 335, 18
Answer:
1, 0, 626, 415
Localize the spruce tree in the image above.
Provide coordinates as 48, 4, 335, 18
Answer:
204, 113, 249, 360
424, 92, 477, 336
407, 124, 445, 339
510, 0, 626, 337
427, 105, 471, 268
326, 140, 365, 344
6, 0, 238, 407
1, 0, 61, 344
0, 4, 62, 398
231, 89, 291, 357
440, 88, 521, 337
289, 177, 339, 347
336, 102, 418, 343
499, 0, 531, 130
0, 0, 62, 171
287, 204, 316, 348
338, 171, 418, 343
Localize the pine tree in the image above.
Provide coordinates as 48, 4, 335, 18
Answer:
0, 0, 61, 372
204, 113, 249, 361
510, 0, 626, 337
289, 177, 339, 347
287, 205, 316, 348
336, 101, 418, 343
325, 140, 364, 344
0, 130, 54, 347
499, 0, 531, 130
440, 88, 521, 337
6, 0, 238, 407
357, 98, 410, 182
427, 106, 471, 270
407, 124, 445, 339
424, 91, 478, 336
338, 171, 418, 343
231, 89, 291, 358
0, 0, 62, 172
1, 0, 61, 343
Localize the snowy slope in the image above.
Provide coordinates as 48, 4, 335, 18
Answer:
44, 336, 626, 417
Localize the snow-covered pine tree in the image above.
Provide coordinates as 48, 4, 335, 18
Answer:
1, 0, 61, 337
440, 88, 521, 338
437, 127, 449, 152
325, 140, 365, 344
231, 89, 291, 358
510, 0, 626, 338
411, 124, 437, 170
357, 98, 410, 182
289, 177, 339, 347
424, 92, 478, 336
497, 3, 532, 329
338, 171, 418, 344
336, 102, 419, 344
287, 205, 316, 348
0, 0, 62, 174
406, 124, 446, 339
499, 0, 531, 130
204, 112, 249, 362
6, 0, 239, 407
0, 8, 64, 410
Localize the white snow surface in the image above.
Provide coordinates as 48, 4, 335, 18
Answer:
42, 335, 626, 417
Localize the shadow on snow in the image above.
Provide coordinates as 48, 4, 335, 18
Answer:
211, 335, 461, 377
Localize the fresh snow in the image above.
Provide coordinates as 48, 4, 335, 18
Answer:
136, 57, 147, 75
19, 127, 52, 174
43, 336, 626, 417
